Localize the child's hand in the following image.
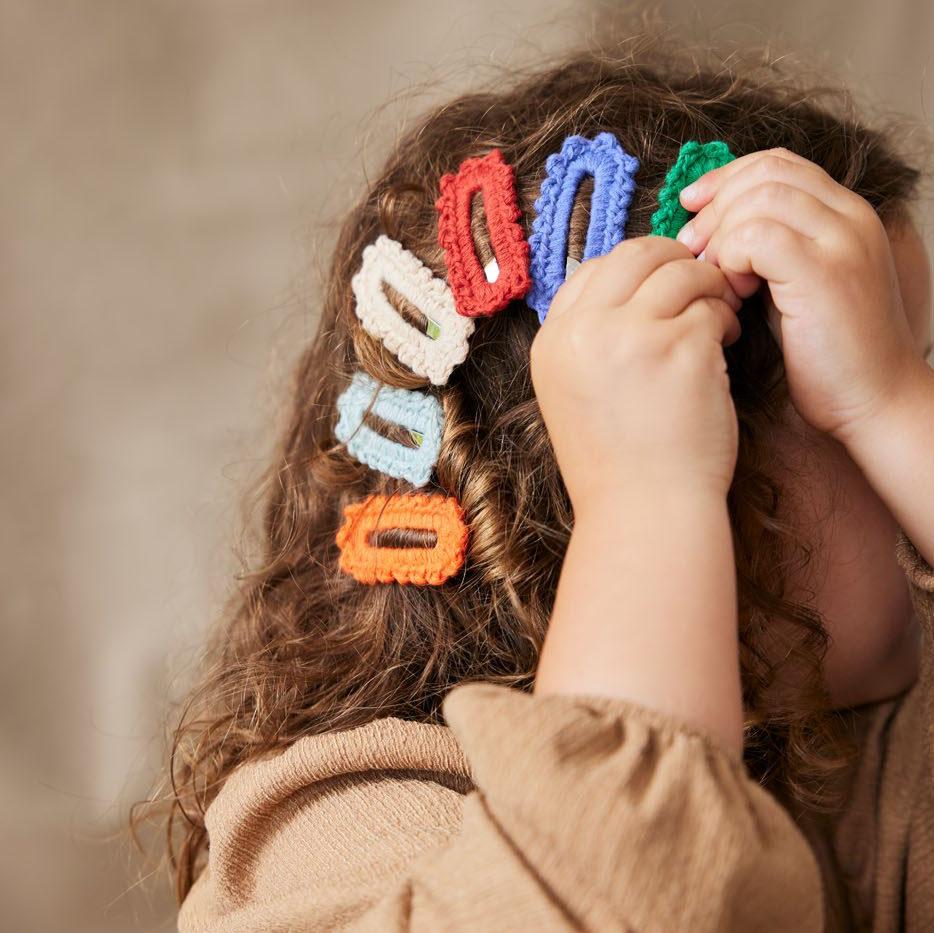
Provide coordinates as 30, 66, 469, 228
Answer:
530, 237, 743, 515
676, 147, 926, 447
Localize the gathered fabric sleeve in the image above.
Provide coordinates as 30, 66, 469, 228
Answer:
378, 685, 824, 933
180, 683, 822, 933
871, 528, 934, 931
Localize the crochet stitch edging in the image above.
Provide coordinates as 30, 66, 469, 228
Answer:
351, 234, 475, 386
335, 371, 444, 488
650, 140, 736, 239
527, 132, 640, 324
336, 493, 469, 585
435, 149, 531, 318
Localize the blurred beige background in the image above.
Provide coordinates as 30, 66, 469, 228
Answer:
2, 2, 931, 931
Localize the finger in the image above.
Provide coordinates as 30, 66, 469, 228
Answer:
672, 296, 743, 347
547, 236, 696, 323
700, 187, 834, 298
702, 184, 837, 274
710, 218, 818, 293
678, 147, 819, 213
544, 252, 603, 321
698, 256, 761, 301
629, 258, 742, 322
679, 162, 849, 255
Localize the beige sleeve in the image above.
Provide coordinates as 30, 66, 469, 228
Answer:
884, 529, 934, 930
895, 526, 934, 635
343, 685, 823, 932
178, 682, 824, 932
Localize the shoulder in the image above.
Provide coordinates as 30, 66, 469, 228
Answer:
180, 715, 473, 931
216, 713, 473, 810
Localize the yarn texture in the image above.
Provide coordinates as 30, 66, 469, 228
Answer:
336, 493, 468, 585
351, 235, 475, 386
528, 132, 640, 323
335, 371, 444, 488
651, 140, 736, 238
435, 149, 531, 318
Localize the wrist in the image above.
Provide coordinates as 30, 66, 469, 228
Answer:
831, 360, 934, 567
837, 360, 934, 461
571, 479, 729, 526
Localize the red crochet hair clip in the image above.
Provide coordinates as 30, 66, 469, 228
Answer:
435, 149, 531, 318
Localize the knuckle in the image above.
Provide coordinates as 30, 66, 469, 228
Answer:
754, 180, 789, 207
758, 153, 792, 181
683, 296, 717, 323
616, 235, 691, 263
609, 237, 651, 261
586, 248, 622, 283
565, 322, 589, 352
582, 251, 609, 276
607, 237, 629, 258
660, 258, 696, 287
736, 216, 773, 245
685, 299, 727, 338
614, 318, 661, 363
853, 195, 884, 231
563, 316, 603, 358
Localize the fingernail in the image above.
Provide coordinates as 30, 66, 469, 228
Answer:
676, 221, 695, 247
696, 248, 706, 262
680, 182, 698, 202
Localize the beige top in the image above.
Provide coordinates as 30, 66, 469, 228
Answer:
178, 529, 934, 932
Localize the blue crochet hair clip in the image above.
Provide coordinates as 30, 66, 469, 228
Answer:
527, 132, 640, 324
335, 371, 444, 488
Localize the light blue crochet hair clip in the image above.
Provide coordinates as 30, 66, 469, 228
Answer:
335, 371, 444, 488
527, 132, 640, 324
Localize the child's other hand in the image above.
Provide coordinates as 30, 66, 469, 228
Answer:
677, 148, 926, 447
530, 237, 742, 516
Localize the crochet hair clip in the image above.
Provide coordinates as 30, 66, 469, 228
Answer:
435, 149, 531, 318
352, 234, 474, 386
336, 493, 468, 585
528, 132, 640, 324
651, 140, 736, 239
335, 371, 444, 488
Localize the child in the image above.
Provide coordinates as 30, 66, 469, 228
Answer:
148, 33, 934, 932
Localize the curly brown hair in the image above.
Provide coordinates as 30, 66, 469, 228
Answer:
133, 31, 922, 903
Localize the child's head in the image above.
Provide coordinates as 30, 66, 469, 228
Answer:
157, 35, 927, 895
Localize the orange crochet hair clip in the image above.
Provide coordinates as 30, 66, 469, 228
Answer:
435, 149, 531, 318
336, 493, 469, 585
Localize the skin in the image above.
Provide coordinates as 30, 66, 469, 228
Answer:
531, 148, 934, 754
757, 221, 932, 710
